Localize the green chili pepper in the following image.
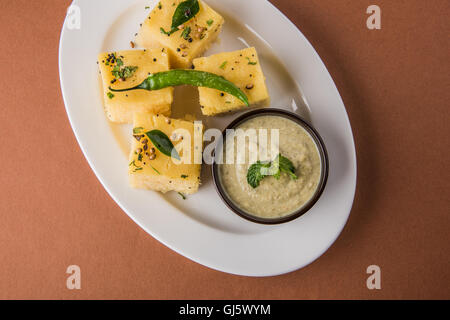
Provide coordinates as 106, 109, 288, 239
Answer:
109, 70, 249, 106
160, 0, 200, 35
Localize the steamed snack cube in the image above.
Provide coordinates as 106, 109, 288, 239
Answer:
98, 49, 173, 123
136, 0, 224, 68
129, 112, 203, 195
193, 47, 270, 116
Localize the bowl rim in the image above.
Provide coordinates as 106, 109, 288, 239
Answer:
211, 108, 329, 225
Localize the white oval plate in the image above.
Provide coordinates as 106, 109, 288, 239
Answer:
59, 0, 356, 276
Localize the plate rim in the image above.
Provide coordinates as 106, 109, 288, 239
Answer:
59, 0, 357, 276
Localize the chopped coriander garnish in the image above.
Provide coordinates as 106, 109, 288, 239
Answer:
129, 160, 143, 172
145, 6, 150, 9
133, 127, 144, 134
112, 65, 138, 80
158, 2, 162, 9
246, 57, 257, 65
150, 165, 160, 175
137, 153, 143, 161
206, 19, 214, 26
107, 92, 114, 99
178, 192, 186, 200
123, 66, 137, 78
219, 61, 228, 69
181, 26, 191, 40
160, 27, 171, 35
181, 174, 188, 179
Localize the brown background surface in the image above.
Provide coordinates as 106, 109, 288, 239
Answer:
0, 0, 449, 299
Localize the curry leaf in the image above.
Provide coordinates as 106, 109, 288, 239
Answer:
181, 26, 191, 39
171, 0, 200, 30
133, 127, 144, 134
146, 130, 180, 160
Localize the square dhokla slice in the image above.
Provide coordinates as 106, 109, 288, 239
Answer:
129, 112, 203, 194
193, 47, 270, 116
136, 0, 224, 68
98, 49, 173, 123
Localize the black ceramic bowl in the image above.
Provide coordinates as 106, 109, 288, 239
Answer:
212, 108, 329, 225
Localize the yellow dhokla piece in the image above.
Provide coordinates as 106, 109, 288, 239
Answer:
129, 112, 203, 194
136, 0, 224, 68
98, 49, 173, 123
193, 47, 270, 116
